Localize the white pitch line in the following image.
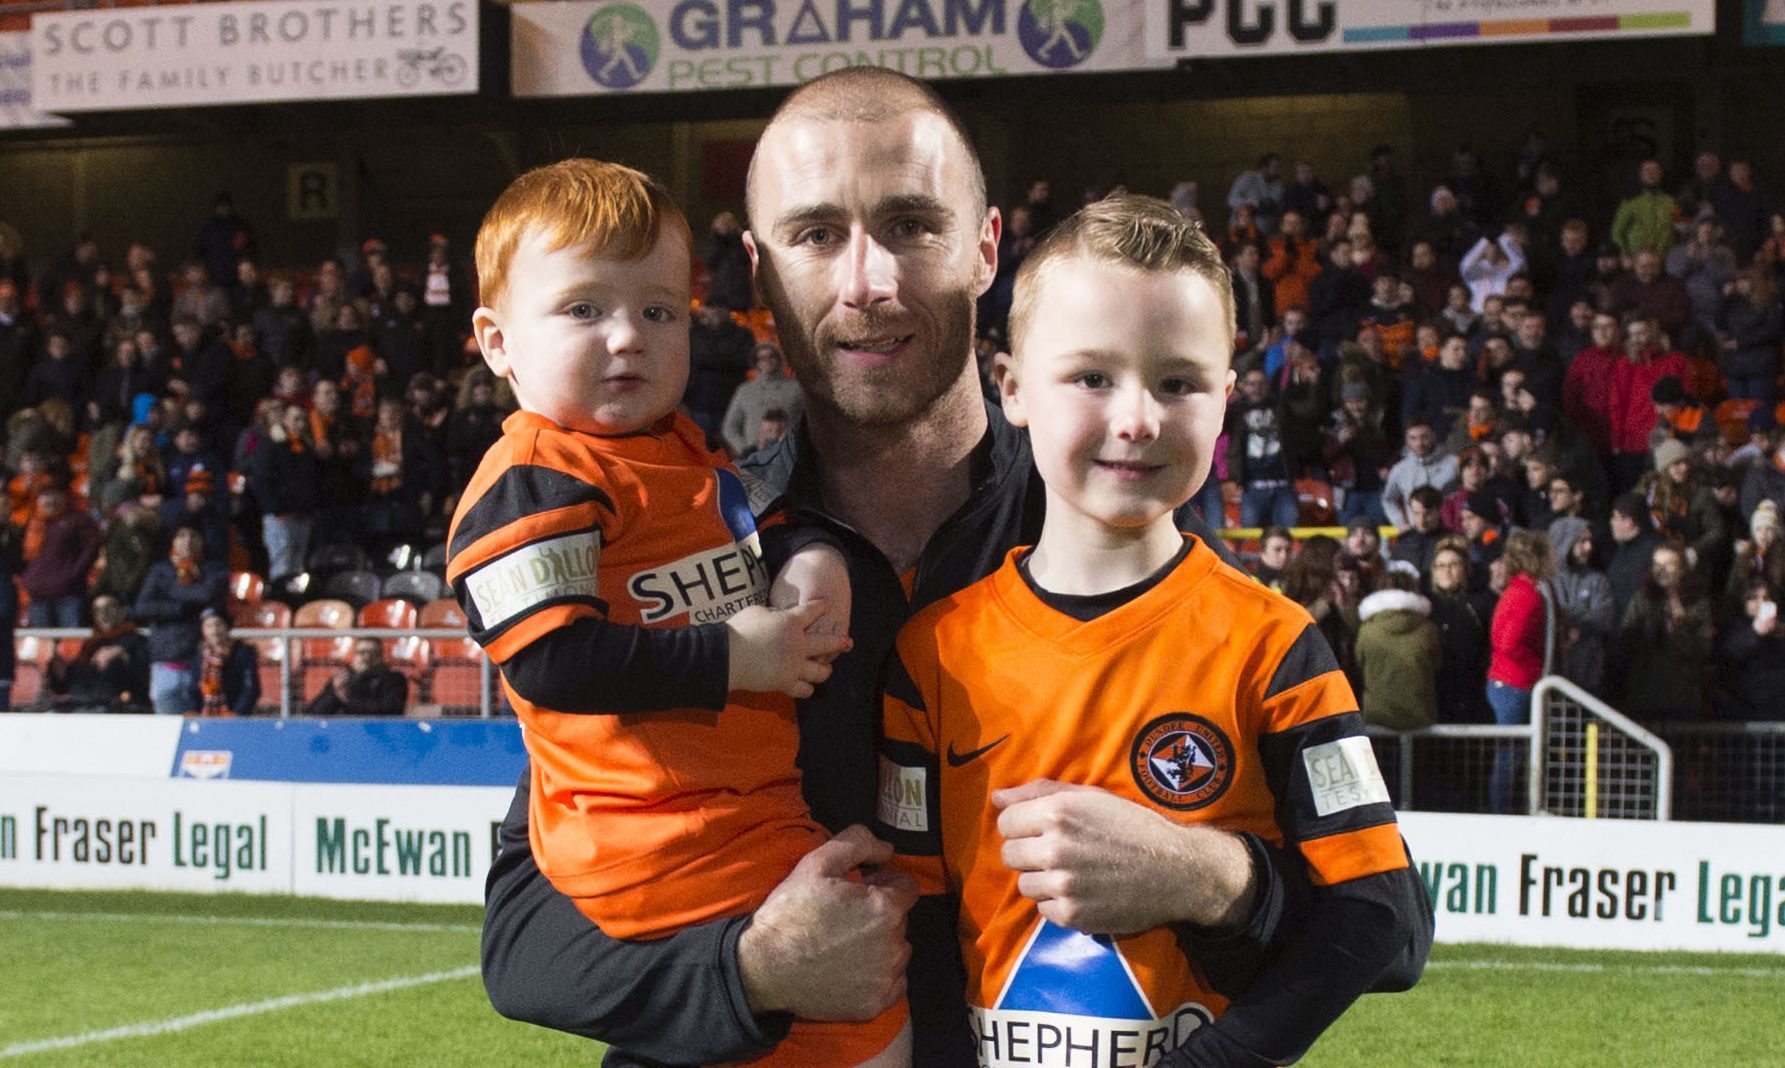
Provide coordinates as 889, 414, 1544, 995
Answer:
1430, 959, 1785, 979
0, 909, 479, 934
0, 965, 480, 1059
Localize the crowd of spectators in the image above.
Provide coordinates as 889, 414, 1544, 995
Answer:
3, 143, 1783, 773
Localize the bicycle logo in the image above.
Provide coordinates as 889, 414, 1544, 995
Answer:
395, 47, 468, 89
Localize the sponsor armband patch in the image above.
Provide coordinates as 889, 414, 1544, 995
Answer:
462, 530, 601, 631
1302, 735, 1391, 817
877, 756, 929, 833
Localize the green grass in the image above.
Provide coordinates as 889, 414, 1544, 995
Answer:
3, 887, 1782, 1066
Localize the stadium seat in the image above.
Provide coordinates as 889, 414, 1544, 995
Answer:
233, 601, 294, 714
228, 570, 265, 608
385, 544, 419, 571
421, 599, 485, 711
382, 570, 447, 605
306, 543, 369, 577
291, 598, 367, 704
359, 598, 419, 631
9, 635, 55, 707
1296, 478, 1336, 526
387, 635, 432, 700
320, 569, 381, 608
420, 542, 449, 574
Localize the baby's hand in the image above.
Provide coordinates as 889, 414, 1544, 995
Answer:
726, 602, 850, 699
771, 544, 852, 655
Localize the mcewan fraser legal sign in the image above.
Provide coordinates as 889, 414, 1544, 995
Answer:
29, 0, 478, 112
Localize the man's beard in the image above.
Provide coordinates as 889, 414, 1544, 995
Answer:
756, 261, 975, 429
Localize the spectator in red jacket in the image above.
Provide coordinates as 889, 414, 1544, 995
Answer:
1607, 317, 1690, 495
1486, 529, 1553, 813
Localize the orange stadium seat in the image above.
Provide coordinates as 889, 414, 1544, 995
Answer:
229, 570, 265, 608
386, 635, 432, 700
10, 635, 55, 707
421, 599, 486, 711
1296, 478, 1336, 526
359, 598, 418, 631
292, 599, 355, 701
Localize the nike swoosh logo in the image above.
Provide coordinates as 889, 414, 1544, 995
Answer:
946, 734, 1010, 768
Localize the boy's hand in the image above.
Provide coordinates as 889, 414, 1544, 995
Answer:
770, 543, 852, 659
726, 601, 851, 698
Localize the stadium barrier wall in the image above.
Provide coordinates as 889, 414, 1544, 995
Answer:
2, 717, 1783, 953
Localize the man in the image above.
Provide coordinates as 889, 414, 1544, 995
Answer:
1607, 250, 1692, 344
721, 341, 805, 456
1401, 333, 1476, 442
132, 524, 227, 715
44, 594, 150, 711
1225, 367, 1300, 529
481, 69, 1429, 1068
1226, 152, 1283, 235
684, 301, 756, 441
1391, 485, 1446, 571
1382, 419, 1459, 529
305, 637, 406, 716
20, 480, 102, 627
1610, 159, 1676, 259
1606, 493, 1663, 620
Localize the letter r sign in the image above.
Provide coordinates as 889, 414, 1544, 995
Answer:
287, 162, 338, 220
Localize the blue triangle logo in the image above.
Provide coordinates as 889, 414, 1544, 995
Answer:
995, 920, 1154, 1019
714, 468, 759, 544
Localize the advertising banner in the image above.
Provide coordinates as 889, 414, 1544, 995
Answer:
0, 774, 511, 903
291, 783, 510, 902
0, 31, 70, 130
0, 774, 295, 894
1146, 0, 1715, 61
510, 0, 1154, 97
1400, 812, 1785, 954
29, 0, 479, 113
1746, 0, 1785, 44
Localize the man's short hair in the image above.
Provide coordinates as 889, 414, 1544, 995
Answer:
1006, 195, 1235, 355
474, 158, 690, 311
1409, 485, 1445, 511
746, 67, 986, 221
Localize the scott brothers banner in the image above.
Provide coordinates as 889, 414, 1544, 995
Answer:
29, 0, 478, 113
510, 0, 1152, 96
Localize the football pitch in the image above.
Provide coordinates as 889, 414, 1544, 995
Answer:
3, 888, 1782, 1067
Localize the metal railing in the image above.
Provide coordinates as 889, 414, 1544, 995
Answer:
1534, 675, 1673, 820
1649, 720, 1785, 823
1365, 675, 1674, 820
8, 626, 497, 719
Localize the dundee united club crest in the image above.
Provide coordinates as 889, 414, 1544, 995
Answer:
1130, 713, 1233, 811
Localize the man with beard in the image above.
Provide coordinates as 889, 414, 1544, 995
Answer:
479, 69, 1428, 1068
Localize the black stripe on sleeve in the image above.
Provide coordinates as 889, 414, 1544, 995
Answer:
449, 464, 616, 560
499, 616, 730, 714
884, 653, 927, 714
1258, 712, 1399, 844
1264, 622, 1344, 701
875, 736, 941, 858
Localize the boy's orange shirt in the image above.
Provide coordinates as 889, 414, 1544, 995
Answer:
446, 409, 821, 938
880, 537, 1410, 1059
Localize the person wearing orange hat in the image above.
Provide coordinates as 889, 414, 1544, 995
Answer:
157, 466, 229, 563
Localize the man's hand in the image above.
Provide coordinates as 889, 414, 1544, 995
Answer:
770, 543, 852, 657
726, 601, 850, 698
331, 669, 352, 700
993, 780, 1256, 935
738, 825, 917, 1021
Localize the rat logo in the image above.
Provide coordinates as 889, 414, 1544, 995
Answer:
1130, 713, 1233, 811
1017, 0, 1103, 70
580, 3, 659, 90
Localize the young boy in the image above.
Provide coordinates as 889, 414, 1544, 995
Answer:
876, 197, 1423, 1064
449, 159, 907, 1066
